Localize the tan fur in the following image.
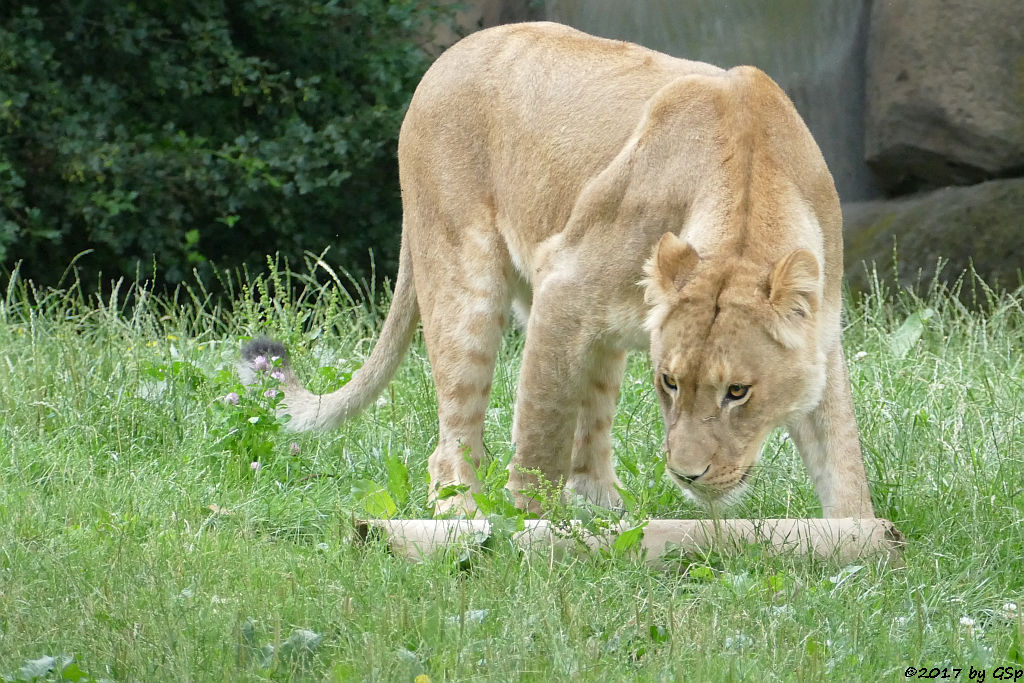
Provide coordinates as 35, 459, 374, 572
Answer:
251, 22, 874, 518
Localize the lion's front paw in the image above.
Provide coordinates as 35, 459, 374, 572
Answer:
431, 491, 480, 518
565, 472, 623, 510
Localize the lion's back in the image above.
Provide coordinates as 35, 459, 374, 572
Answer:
398, 23, 724, 244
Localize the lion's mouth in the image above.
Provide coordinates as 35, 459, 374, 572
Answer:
667, 466, 753, 496
667, 469, 697, 489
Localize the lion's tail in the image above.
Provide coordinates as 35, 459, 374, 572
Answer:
239, 235, 419, 431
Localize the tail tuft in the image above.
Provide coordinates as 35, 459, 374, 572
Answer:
235, 235, 419, 431
242, 336, 289, 363
239, 336, 291, 385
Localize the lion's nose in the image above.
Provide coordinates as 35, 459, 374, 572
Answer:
669, 464, 710, 483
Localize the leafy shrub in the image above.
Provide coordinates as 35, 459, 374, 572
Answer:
0, 0, 456, 289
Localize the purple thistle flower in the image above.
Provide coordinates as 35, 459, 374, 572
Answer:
224, 392, 240, 405
252, 355, 270, 372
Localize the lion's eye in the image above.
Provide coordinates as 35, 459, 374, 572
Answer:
662, 373, 678, 392
726, 384, 749, 401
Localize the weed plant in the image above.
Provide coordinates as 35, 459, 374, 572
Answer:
0, 258, 1021, 681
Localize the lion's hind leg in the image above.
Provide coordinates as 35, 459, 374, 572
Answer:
415, 231, 511, 517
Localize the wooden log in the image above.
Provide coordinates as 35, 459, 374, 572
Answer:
354, 518, 905, 567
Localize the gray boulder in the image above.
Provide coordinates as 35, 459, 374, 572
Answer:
864, 0, 1024, 194
545, 0, 878, 200
842, 177, 1024, 293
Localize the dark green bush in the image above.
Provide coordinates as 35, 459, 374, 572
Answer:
0, 0, 456, 289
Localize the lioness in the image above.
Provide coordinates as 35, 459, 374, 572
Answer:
243, 22, 874, 518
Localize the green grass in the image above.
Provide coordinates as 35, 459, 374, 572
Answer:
0, 261, 1021, 681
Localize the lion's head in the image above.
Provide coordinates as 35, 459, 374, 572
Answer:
643, 232, 828, 507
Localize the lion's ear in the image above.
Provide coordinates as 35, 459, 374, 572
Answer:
644, 232, 700, 303
768, 249, 820, 347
